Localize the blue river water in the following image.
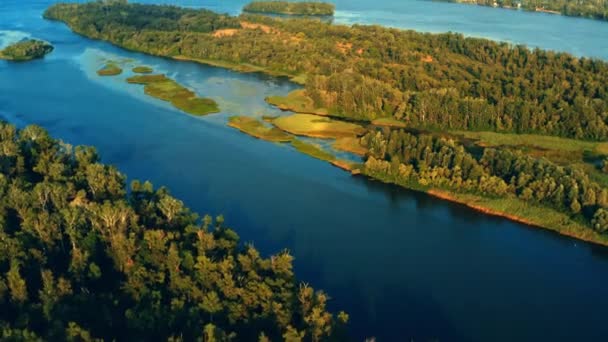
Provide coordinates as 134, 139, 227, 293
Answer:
2, 0, 608, 341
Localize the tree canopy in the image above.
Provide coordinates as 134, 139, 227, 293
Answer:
0, 121, 346, 341
0, 39, 53, 61
243, 1, 336, 16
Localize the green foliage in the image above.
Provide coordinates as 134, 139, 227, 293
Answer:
0, 121, 345, 340
126, 74, 219, 116
0, 39, 53, 61
243, 1, 336, 16
360, 128, 608, 236
44, 2, 608, 140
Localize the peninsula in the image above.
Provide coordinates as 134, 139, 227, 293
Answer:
43, 1, 608, 245
436, 0, 608, 21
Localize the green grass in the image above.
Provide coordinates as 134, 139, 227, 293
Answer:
371, 118, 407, 128
126, 74, 219, 116
291, 140, 335, 162
273, 114, 366, 139
97, 63, 122, 76
333, 137, 368, 156
132, 66, 153, 74
228, 116, 293, 142
266, 90, 329, 115
450, 130, 607, 153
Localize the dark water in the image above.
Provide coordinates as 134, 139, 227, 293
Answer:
3, 1, 608, 341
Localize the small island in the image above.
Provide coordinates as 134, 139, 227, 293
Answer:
243, 1, 335, 16
127, 74, 220, 116
97, 63, 123, 76
0, 39, 53, 61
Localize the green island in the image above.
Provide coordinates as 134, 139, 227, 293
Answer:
0, 39, 53, 61
0, 121, 348, 341
243, 1, 336, 16
436, 0, 608, 21
43, 2, 608, 245
228, 116, 293, 142
132, 65, 153, 73
97, 63, 122, 76
127, 74, 220, 116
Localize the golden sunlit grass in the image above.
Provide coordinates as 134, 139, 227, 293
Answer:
273, 114, 366, 139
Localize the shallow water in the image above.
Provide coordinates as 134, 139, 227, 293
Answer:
3, 0, 608, 341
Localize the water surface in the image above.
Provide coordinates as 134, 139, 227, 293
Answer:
3, 1, 608, 341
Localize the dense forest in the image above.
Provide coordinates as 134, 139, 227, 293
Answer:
44, 2, 608, 140
0, 39, 53, 61
439, 0, 608, 21
0, 121, 346, 341
360, 127, 608, 234
243, 1, 336, 16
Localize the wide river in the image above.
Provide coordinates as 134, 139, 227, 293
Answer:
2, 0, 608, 341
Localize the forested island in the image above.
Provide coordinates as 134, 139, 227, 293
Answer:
0, 121, 347, 341
0, 39, 53, 61
243, 1, 336, 16
42, 1, 608, 244
437, 0, 608, 21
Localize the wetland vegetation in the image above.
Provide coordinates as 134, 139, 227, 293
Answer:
127, 74, 219, 116
228, 116, 293, 142
132, 65, 153, 74
96, 63, 122, 76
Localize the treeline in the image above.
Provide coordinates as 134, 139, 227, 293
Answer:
0, 122, 346, 341
243, 1, 336, 16
361, 128, 608, 232
44, 2, 608, 140
442, 0, 608, 21
0, 39, 53, 61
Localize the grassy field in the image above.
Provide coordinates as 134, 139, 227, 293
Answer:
126, 74, 219, 115
450, 130, 608, 153
132, 66, 153, 74
333, 137, 368, 156
266, 90, 329, 115
273, 114, 366, 139
228, 116, 294, 142
371, 118, 408, 128
291, 139, 336, 162
97, 63, 122, 76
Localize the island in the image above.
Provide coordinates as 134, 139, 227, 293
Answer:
436, 0, 608, 21
0, 121, 348, 341
243, 1, 335, 16
127, 74, 220, 116
43, 1, 608, 246
0, 39, 53, 61
96, 62, 122, 76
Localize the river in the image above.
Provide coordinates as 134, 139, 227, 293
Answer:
2, 0, 608, 341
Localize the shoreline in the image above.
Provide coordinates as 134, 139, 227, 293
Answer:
350, 168, 608, 247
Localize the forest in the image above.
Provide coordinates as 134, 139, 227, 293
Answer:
0, 39, 53, 61
44, 1, 608, 140
243, 1, 336, 16
360, 128, 608, 236
439, 0, 608, 21
0, 121, 347, 341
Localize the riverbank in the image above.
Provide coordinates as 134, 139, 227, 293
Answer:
356, 168, 608, 247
